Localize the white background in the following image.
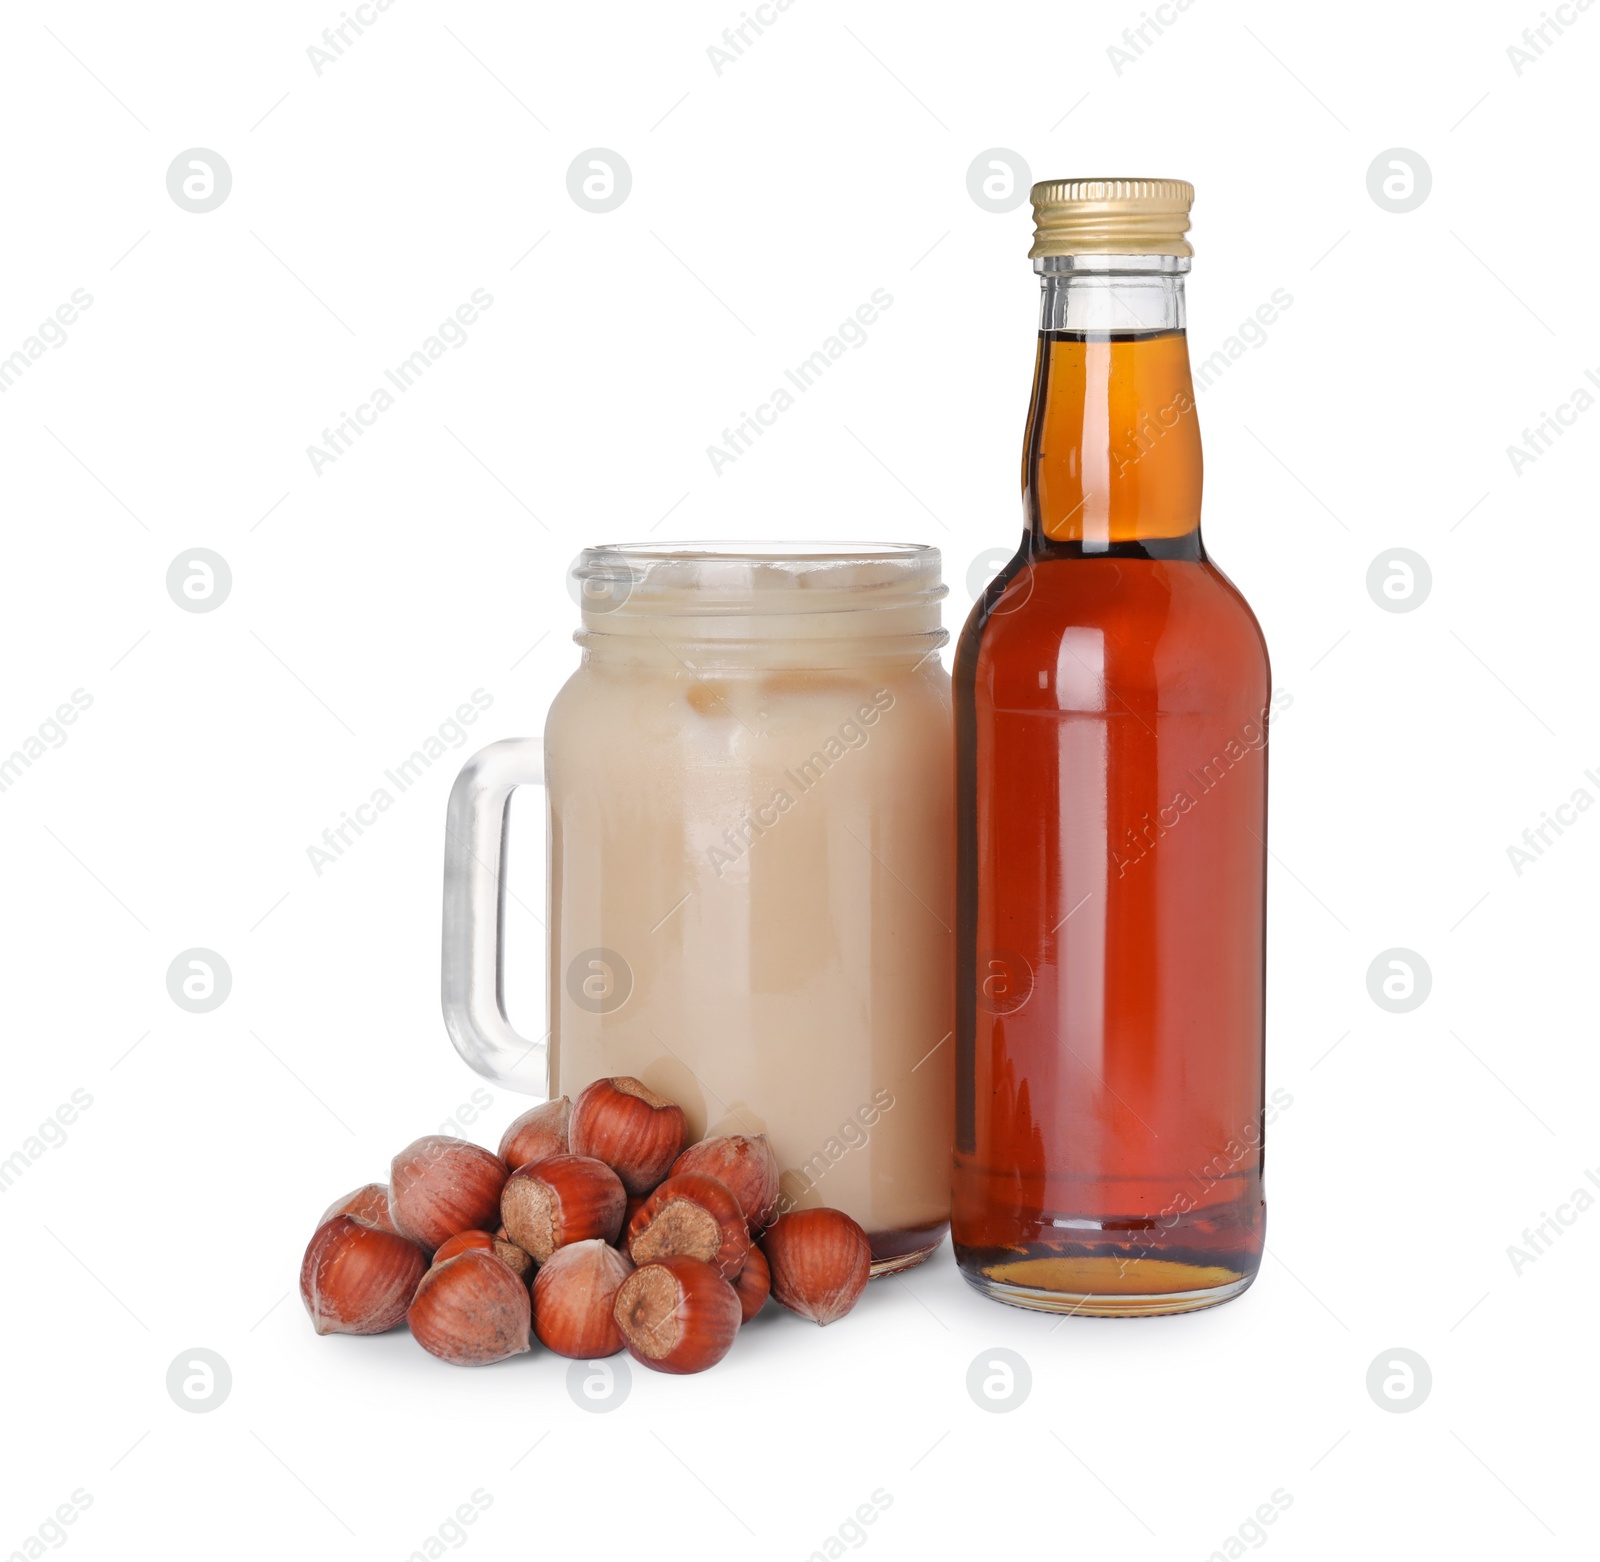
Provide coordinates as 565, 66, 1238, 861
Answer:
0, 1, 1593, 1558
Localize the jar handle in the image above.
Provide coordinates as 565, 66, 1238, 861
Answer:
441, 737, 548, 1094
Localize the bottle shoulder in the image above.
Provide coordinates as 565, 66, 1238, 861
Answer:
955, 552, 1269, 713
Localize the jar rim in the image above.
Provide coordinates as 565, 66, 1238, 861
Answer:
587, 540, 934, 557
572, 540, 947, 622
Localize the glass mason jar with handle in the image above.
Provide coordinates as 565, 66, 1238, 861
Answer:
952, 181, 1273, 1316
443, 543, 955, 1273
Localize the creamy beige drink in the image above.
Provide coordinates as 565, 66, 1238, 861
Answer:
545, 545, 952, 1269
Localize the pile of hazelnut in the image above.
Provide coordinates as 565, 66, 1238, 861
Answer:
299, 1077, 871, 1372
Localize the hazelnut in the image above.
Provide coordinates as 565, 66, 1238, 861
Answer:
500, 1153, 626, 1262
626, 1173, 750, 1280
620, 1191, 650, 1239
497, 1097, 572, 1171
731, 1242, 770, 1324
569, 1077, 687, 1195
532, 1239, 633, 1358
318, 1182, 397, 1233
431, 1229, 495, 1264
612, 1256, 741, 1374
491, 1237, 534, 1280
670, 1135, 780, 1232
408, 1249, 531, 1366
300, 1214, 427, 1336
388, 1136, 508, 1253
437, 1226, 535, 1279
761, 1208, 871, 1325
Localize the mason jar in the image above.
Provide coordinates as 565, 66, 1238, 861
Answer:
443, 543, 954, 1272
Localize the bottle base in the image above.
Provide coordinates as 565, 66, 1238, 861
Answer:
957, 1253, 1256, 1317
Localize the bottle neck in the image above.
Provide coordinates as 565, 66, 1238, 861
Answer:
1023, 256, 1202, 553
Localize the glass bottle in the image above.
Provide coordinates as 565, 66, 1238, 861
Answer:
951, 180, 1273, 1315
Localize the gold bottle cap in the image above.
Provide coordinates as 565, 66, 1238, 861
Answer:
1029, 177, 1194, 259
